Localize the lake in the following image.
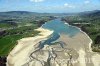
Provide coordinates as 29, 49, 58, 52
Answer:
38, 19, 80, 48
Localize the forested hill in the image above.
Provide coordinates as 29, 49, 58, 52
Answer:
78, 10, 100, 17
0, 11, 70, 17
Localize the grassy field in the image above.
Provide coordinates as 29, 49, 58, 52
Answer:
0, 35, 22, 56
0, 23, 14, 28
0, 24, 40, 56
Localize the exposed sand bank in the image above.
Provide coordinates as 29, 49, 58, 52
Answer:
57, 31, 99, 66
65, 22, 93, 52
92, 54, 100, 66
6, 28, 53, 66
78, 49, 86, 66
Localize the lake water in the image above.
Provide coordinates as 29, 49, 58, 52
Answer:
38, 19, 80, 48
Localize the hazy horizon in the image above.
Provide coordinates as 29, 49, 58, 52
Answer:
0, 9, 100, 13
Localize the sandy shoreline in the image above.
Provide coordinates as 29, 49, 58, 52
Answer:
78, 49, 86, 66
6, 28, 53, 66
92, 54, 100, 66
65, 22, 93, 52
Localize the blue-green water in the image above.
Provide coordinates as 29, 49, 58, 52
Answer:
42, 19, 80, 37
38, 19, 80, 49
38, 32, 60, 49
